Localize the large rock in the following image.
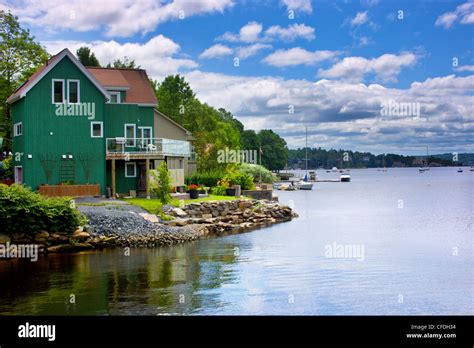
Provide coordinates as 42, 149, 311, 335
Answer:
172, 207, 188, 217
139, 213, 159, 223
34, 231, 49, 243
72, 230, 90, 241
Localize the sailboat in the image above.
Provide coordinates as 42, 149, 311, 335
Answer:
296, 127, 313, 190
382, 154, 387, 172
419, 146, 430, 172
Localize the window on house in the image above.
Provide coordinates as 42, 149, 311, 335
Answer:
139, 127, 152, 146
52, 79, 64, 103
125, 162, 136, 178
109, 92, 121, 103
90, 122, 103, 138
13, 122, 22, 136
67, 80, 80, 103
125, 124, 136, 147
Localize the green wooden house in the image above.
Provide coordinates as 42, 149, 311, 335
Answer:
7, 48, 191, 197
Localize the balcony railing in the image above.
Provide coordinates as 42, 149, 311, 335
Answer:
106, 137, 191, 157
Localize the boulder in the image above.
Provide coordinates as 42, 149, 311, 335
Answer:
172, 207, 188, 217
201, 213, 213, 219
72, 230, 90, 241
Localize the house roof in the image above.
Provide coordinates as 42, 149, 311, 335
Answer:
154, 108, 193, 138
7, 48, 157, 106
87, 67, 157, 105
6, 49, 110, 104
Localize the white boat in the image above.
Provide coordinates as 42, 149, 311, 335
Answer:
470, 166, 474, 172
419, 167, 428, 173
331, 167, 338, 172
340, 174, 351, 182
296, 181, 313, 190
457, 168, 463, 173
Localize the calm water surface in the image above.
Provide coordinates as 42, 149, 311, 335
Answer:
1, 168, 473, 315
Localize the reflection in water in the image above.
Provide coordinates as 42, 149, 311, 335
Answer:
0, 241, 240, 315
0, 168, 473, 315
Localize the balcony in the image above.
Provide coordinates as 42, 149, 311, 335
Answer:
106, 137, 191, 159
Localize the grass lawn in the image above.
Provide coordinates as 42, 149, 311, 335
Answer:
124, 195, 246, 214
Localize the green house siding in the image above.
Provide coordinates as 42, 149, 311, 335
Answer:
11, 56, 107, 193
10, 53, 158, 197
104, 104, 154, 194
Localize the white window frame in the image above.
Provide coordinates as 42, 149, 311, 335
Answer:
125, 162, 137, 178
139, 126, 152, 146
109, 91, 121, 103
90, 121, 103, 138
124, 123, 136, 147
52, 79, 65, 104
13, 122, 22, 137
14, 166, 23, 184
67, 79, 80, 104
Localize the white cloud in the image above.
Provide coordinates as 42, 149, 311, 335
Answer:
184, 70, 474, 153
0, 0, 235, 37
318, 53, 417, 83
43, 35, 198, 81
351, 11, 369, 26
280, 0, 313, 14
264, 23, 315, 41
218, 22, 316, 43
435, 2, 474, 29
218, 21, 263, 43
455, 65, 474, 72
236, 43, 272, 59
263, 47, 340, 67
199, 44, 233, 59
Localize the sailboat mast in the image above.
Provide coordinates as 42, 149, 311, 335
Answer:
305, 126, 308, 174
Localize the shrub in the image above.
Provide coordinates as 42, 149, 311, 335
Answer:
238, 163, 275, 183
0, 184, 84, 235
223, 171, 254, 190
151, 161, 172, 204
211, 178, 230, 196
185, 170, 225, 188
1, 157, 13, 179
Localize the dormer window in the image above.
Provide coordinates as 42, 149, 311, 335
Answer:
52, 79, 64, 103
109, 92, 121, 103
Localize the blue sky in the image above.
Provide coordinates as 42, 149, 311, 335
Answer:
1, 0, 473, 155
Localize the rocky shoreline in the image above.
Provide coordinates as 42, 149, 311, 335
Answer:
0, 199, 298, 254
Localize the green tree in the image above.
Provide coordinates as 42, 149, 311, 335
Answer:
258, 129, 288, 171
0, 10, 49, 151
76, 46, 100, 67
152, 161, 172, 204
241, 129, 259, 150
107, 56, 139, 69
155, 74, 195, 123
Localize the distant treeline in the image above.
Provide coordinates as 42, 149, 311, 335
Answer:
287, 148, 474, 169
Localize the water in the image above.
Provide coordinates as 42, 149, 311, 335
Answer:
1, 168, 472, 315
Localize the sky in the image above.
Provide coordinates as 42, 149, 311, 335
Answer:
1, 0, 473, 155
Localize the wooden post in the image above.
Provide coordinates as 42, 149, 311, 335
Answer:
145, 158, 150, 199
111, 159, 116, 198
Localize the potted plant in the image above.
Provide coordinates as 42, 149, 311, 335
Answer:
187, 184, 200, 199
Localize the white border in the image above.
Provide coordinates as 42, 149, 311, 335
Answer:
124, 123, 136, 147
13, 122, 22, 136
125, 162, 136, 178
67, 79, 80, 104
90, 121, 103, 138
109, 91, 121, 103
52, 79, 65, 104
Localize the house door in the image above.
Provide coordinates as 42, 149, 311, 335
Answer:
14, 166, 23, 184
138, 163, 146, 190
